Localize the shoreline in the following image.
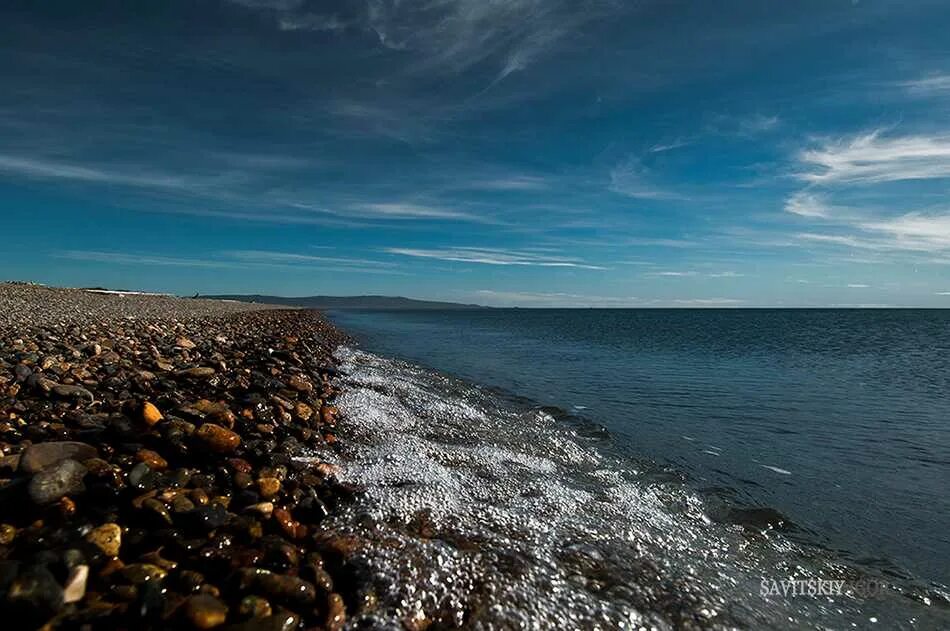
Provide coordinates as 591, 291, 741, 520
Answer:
0, 283, 364, 629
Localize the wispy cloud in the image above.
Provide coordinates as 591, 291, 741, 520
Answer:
354, 202, 481, 221
898, 74, 950, 96
0, 155, 195, 190
609, 158, 683, 200
707, 271, 744, 278
466, 176, 549, 191
650, 271, 697, 277
847, 283, 870, 288
56, 249, 408, 275
785, 191, 831, 218
386, 246, 606, 269
859, 212, 950, 249
239, 0, 614, 82
797, 130, 950, 185
672, 298, 745, 306
56, 251, 241, 269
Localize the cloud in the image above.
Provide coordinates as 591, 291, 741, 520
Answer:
899, 75, 950, 96
738, 114, 780, 135
467, 176, 549, 191
240, 0, 613, 82
650, 271, 697, 277
785, 191, 831, 218
609, 158, 683, 200
650, 138, 692, 153
672, 298, 745, 306
937, 291, 950, 295
847, 284, 870, 288
707, 271, 744, 278
797, 130, 950, 185
56, 251, 241, 269
473, 289, 639, 306
859, 212, 950, 249
385, 246, 606, 269
56, 249, 408, 275
354, 202, 481, 221
0, 155, 194, 190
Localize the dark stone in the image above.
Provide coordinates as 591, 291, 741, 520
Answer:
3, 565, 65, 626
28, 459, 87, 504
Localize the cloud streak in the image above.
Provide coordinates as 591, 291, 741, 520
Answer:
386, 246, 606, 269
797, 130, 950, 185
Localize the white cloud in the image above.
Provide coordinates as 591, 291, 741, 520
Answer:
859, 212, 950, 249
355, 202, 479, 221
609, 158, 682, 200
899, 75, 950, 96
650, 271, 696, 277
785, 191, 831, 218
0, 155, 194, 190
937, 291, 950, 295
468, 176, 549, 191
847, 284, 870, 288
386, 246, 606, 269
672, 298, 745, 306
57, 249, 408, 275
707, 271, 744, 278
56, 251, 241, 269
797, 130, 950, 185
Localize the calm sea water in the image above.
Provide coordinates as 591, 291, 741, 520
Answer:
325, 308, 950, 626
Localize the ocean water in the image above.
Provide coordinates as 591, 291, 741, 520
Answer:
319, 309, 950, 628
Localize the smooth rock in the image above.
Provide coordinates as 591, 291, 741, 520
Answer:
257, 477, 280, 499
28, 459, 87, 504
19, 441, 98, 474
179, 367, 216, 379
183, 594, 228, 629
86, 523, 122, 557
52, 384, 94, 401
142, 401, 163, 426
63, 564, 89, 604
5, 565, 64, 623
176, 337, 197, 350
195, 424, 241, 453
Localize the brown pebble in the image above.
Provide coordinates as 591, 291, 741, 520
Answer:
176, 336, 197, 350
0, 523, 16, 545
136, 449, 168, 471
179, 367, 216, 379
87, 523, 122, 557
326, 592, 347, 631
142, 401, 163, 426
194, 423, 241, 453
183, 594, 228, 629
257, 477, 281, 499
238, 595, 272, 619
293, 402, 313, 421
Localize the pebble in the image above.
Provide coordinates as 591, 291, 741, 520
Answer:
18, 441, 98, 474
0, 286, 355, 629
28, 458, 87, 504
183, 593, 229, 629
179, 367, 216, 379
63, 564, 89, 604
86, 523, 122, 557
195, 423, 241, 453
142, 401, 164, 425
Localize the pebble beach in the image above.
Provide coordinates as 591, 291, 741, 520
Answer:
0, 283, 362, 629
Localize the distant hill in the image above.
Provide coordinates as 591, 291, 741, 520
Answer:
204, 294, 487, 310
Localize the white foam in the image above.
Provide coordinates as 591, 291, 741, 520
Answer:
324, 347, 898, 629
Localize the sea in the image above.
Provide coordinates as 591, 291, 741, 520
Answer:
313, 308, 950, 629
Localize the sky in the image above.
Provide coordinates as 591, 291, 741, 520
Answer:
3, 0, 950, 307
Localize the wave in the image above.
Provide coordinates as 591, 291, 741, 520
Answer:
310, 347, 948, 629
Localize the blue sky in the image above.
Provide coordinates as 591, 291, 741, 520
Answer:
3, 0, 950, 306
